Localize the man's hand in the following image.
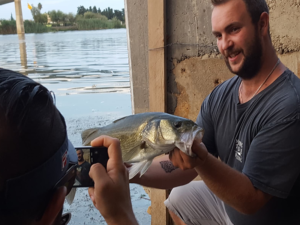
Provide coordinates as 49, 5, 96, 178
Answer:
169, 138, 208, 170
88, 135, 138, 225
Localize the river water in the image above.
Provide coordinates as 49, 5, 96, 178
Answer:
0, 29, 132, 119
0, 29, 151, 225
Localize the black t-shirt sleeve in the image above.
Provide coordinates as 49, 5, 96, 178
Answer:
243, 118, 300, 198
196, 95, 218, 158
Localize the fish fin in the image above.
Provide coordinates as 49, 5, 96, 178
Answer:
139, 159, 153, 177
128, 159, 152, 180
66, 188, 76, 205
122, 141, 146, 162
81, 128, 99, 145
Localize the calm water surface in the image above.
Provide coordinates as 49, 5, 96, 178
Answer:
0, 29, 132, 118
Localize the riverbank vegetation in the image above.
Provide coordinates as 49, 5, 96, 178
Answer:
0, 4, 125, 35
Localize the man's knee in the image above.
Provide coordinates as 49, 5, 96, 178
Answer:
164, 182, 204, 224
167, 184, 189, 206
166, 181, 206, 208
164, 181, 231, 225
168, 208, 187, 225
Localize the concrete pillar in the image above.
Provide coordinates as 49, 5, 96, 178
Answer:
14, 0, 25, 34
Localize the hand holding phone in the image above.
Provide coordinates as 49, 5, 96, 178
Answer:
88, 135, 138, 225
73, 146, 109, 188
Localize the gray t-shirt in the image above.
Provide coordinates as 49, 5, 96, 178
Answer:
196, 69, 300, 225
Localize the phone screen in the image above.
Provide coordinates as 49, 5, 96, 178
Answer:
73, 146, 108, 188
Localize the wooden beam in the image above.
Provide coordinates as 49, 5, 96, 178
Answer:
148, 0, 171, 225
148, 0, 166, 113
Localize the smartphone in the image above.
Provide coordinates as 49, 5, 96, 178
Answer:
73, 146, 109, 188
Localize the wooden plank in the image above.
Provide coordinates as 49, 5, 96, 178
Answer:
148, 0, 170, 225
150, 188, 169, 225
148, 0, 166, 113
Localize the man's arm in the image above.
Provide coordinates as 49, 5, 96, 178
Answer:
130, 154, 198, 189
170, 142, 272, 215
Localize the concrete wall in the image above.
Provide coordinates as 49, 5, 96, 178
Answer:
128, 0, 300, 120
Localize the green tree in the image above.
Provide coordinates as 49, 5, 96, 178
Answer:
10, 13, 15, 21
48, 10, 59, 23
114, 10, 123, 22
38, 3, 42, 11
56, 10, 66, 23
36, 13, 47, 24
29, 3, 46, 24
77, 6, 86, 16
92, 6, 97, 14
122, 8, 125, 20
67, 13, 75, 24
89, 6, 92, 12
84, 11, 97, 19
97, 8, 101, 14
111, 16, 123, 28
48, 10, 66, 24
102, 7, 113, 20
30, 5, 42, 23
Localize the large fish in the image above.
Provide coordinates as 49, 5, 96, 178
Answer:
81, 112, 203, 179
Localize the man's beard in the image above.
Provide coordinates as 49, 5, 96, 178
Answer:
224, 29, 263, 80
78, 157, 84, 162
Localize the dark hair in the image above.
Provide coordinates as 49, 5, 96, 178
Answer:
211, 0, 269, 25
0, 69, 66, 224
76, 149, 83, 154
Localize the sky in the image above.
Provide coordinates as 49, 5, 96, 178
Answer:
0, 0, 124, 20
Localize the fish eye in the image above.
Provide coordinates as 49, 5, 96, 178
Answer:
174, 121, 182, 128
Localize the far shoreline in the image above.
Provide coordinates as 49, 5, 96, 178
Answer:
0, 27, 127, 35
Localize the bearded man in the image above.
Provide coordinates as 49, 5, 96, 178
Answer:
75, 149, 92, 186
129, 0, 300, 224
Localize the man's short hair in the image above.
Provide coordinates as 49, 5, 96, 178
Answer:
0, 69, 66, 224
211, 0, 269, 25
76, 149, 83, 154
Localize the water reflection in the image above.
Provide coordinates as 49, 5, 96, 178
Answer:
0, 29, 130, 96
0, 29, 132, 118
18, 33, 28, 74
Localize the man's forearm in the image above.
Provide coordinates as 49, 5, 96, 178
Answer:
195, 153, 272, 214
131, 155, 198, 189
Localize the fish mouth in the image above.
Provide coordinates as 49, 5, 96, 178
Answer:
141, 124, 204, 157
175, 126, 204, 157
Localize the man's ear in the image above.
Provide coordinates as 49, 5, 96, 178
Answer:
259, 12, 270, 36
37, 186, 67, 225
